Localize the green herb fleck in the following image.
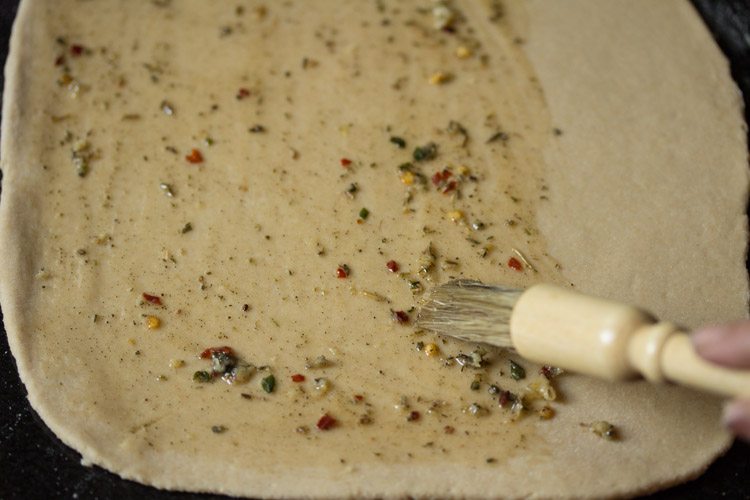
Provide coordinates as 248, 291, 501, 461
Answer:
486, 131, 509, 144
415, 341, 425, 351
510, 360, 526, 381
193, 370, 211, 383
74, 157, 89, 177
454, 351, 484, 369
447, 120, 469, 146
211, 425, 227, 434
180, 222, 193, 234
261, 374, 276, 393
359, 207, 370, 220
390, 136, 406, 148
413, 142, 437, 162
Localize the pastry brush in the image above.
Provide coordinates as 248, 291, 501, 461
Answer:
417, 279, 750, 398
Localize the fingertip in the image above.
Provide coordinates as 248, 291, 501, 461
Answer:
691, 321, 750, 369
724, 400, 750, 442
691, 326, 727, 352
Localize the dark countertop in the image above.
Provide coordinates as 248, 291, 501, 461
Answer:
0, 1, 748, 498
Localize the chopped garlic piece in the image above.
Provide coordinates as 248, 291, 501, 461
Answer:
169, 359, 185, 369
146, 315, 161, 330
428, 71, 452, 85
456, 46, 472, 59
448, 210, 464, 222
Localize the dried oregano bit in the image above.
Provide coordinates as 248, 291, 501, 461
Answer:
261, 374, 276, 393
509, 359, 526, 380
412, 142, 437, 162
389, 136, 406, 148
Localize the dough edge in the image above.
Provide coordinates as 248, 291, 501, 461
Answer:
0, 1, 746, 498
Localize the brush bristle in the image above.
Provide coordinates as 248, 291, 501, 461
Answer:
417, 279, 522, 348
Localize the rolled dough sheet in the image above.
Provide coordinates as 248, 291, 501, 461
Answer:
0, 0, 747, 498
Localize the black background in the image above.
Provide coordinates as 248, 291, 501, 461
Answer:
0, 1, 749, 498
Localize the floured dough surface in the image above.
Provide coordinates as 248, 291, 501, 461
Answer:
0, 0, 747, 498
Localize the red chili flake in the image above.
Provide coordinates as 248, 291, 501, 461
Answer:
507, 257, 523, 271
336, 265, 350, 279
291, 374, 306, 382
431, 168, 452, 186
392, 310, 410, 324
70, 44, 84, 56
199, 346, 234, 359
386, 260, 399, 273
431, 171, 443, 186
185, 149, 204, 164
54, 55, 65, 66
444, 425, 455, 434
540, 366, 553, 380
236, 87, 251, 99
340, 158, 352, 167
142, 293, 163, 306
407, 410, 420, 422
316, 413, 337, 430
442, 180, 457, 194
498, 390, 513, 408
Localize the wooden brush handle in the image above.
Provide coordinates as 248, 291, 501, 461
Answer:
511, 284, 750, 398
